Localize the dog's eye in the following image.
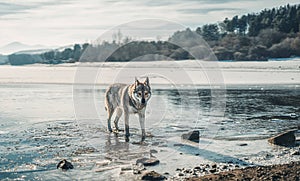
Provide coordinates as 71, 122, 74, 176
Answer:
144, 92, 148, 97
137, 92, 142, 97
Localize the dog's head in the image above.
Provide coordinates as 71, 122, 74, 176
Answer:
133, 77, 151, 106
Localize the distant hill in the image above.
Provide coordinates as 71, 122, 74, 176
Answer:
0, 42, 57, 55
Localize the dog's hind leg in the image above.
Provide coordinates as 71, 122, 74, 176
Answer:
113, 107, 123, 132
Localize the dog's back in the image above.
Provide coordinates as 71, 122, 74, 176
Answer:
104, 83, 127, 111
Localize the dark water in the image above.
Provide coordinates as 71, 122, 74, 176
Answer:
0, 84, 299, 180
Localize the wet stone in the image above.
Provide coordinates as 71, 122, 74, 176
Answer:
136, 157, 160, 166
209, 168, 217, 173
212, 164, 217, 168
121, 166, 132, 171
181, 130, 200, 143
291, 150, 300, 155
268, 129, 296, 147
222, 165, 228, 169
178, 173, 184, 177
194, 166, 201, 170
150, 149, 158, 154
141, 171, 166, 180
57, 159, 74, 170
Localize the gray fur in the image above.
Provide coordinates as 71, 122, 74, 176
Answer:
104, 77, 151, 142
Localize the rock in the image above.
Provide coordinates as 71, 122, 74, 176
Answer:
133, 162, 145, 174
57, 159, 74, 170
291, 150, 300, 155
268, 129, 296, 147
178, 173, 184, 177
181, 130, 200, 143
238, 143, 248, 146
184, 169, 193, 174
141, 171, 166, 180
150, 149, 158, 154
209, 168, 217, 173
121, 166, 132, 171
222, 165, 228, 169
133, 169, 141, 174
212, 164, 217, 168
136, 158, 160, 166
194, 166, 201, 170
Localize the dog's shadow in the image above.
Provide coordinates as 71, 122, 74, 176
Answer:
105, 133, 129, 152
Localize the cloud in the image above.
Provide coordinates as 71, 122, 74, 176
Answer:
0, 2, 34, 16
178, 8, 243, 15
0, 0, 299, 47
0, 0, 73, 17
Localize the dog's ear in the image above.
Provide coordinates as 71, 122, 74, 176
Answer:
135, 77, 140, 87
144, 77, 149, 86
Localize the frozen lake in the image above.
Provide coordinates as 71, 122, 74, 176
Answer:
0, 83, 299, 180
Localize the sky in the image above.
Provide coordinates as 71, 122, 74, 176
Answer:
0, 0, 299, 47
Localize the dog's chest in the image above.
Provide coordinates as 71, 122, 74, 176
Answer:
128, 105, 145, 114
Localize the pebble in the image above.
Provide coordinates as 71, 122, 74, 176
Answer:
178, 173, 184, 176
222, 165, 228, 169
209, 168, 217, 173
121, 166, 132, 171
150, 149, 158, 154
194, 166, 201, 170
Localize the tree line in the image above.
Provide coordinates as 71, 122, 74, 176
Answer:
8, 4, 300, 65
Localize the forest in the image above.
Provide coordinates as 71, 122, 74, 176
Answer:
8, 4, 300, 65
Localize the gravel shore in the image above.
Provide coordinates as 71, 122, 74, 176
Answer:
186, 161, 300, 181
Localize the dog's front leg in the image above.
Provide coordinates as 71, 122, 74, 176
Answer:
124, 110, 130, 142
138, 111, 146, 142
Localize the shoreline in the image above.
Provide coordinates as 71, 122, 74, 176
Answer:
0, 60, 299, 86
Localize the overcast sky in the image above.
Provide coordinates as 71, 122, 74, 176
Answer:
0, 0, 299, 47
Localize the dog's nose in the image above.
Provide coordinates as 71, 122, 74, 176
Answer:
141, 98, 145, 104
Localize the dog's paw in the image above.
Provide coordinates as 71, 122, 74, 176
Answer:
112, 129, 120, 134
113, 129, 124, 134
125, 137, 130, 142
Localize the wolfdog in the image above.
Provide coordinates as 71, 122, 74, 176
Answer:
105, 77, 151, 142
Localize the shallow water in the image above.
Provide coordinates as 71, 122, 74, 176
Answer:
0, 83, 299, 180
